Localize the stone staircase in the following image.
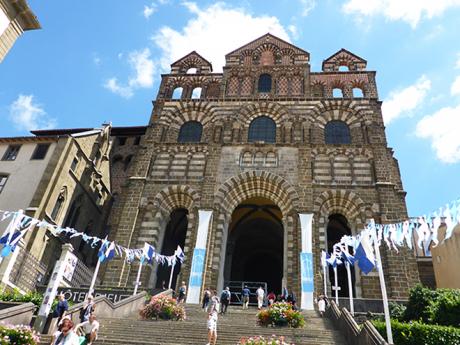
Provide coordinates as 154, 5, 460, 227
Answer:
40, 304, 347, 345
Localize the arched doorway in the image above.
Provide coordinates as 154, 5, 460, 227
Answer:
155, 208, 188, 289
224, 197, 283, 294
326, 213, 355, 297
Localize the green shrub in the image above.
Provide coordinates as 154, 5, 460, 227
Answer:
373, 320, 460, 345
429, 289, 460, 327
0, 324, 40, 345
389, 301, 406, 322
0, 290, 44, 307
403, 284, 438, 323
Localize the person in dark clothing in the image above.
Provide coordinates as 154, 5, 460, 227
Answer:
220, 287, 231, 314
53, 293, 69, 324
241, 286, 250, 309
287, 291, 297, 310
202, 287, 211, 312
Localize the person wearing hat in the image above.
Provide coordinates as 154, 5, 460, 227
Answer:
80, 295, 96, 323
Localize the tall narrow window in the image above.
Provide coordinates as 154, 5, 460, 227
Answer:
258, 74, 272, 92
191, 87, 202, 99
70, 157, 79, 172
325, 121, 351, 144
0, 174, 8, 193
332, 88, 343, 98
51, 188, 67, 221
31, 143, 50, 160
2, 145, 21, 161
248, 116, 276, 143
178, 121, 202, 143
172, 87, 183, 99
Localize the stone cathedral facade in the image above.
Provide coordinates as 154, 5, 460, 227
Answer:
102, 34, 420, 301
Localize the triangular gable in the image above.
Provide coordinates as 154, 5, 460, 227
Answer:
225, 33, 309, 58
170, 51, 213, 69
322, 48, 367, 70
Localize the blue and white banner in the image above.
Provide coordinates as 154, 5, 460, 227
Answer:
299, 213, 314, 310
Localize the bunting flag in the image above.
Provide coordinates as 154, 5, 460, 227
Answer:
98, 239, 116, 263
0, 209, 187, 268
141, 243, 155, 264
175, 245, 185, 264
354, 230, 376, 274
321, 250, 329, 268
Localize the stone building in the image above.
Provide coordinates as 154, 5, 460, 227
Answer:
0, 126, 112, 291
0, 0, 40, 62
99, 33, 420, 306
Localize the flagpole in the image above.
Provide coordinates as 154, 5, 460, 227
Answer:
133, 261, 143, 295
345, 261, 354, 315
323, 264, 327, 298
371, 219, 393, 344
168, 262, 175, 289
333, 265, 339, 305
88, 258, 101, 296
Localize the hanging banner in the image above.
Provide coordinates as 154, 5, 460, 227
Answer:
187, 210, 212, 304
299, 213, 314, 310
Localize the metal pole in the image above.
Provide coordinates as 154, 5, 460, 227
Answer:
323, 264, 327, 298
371, 220, 394, 344
333, 265, 339, 305
133, 261, 143, 295
345, 261, 354, 315
168, 262, 175, 289
88, 258, 101, 296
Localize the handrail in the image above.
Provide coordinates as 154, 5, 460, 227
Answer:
326, 300, 388, 345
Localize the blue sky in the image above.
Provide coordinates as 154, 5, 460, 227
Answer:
1, 0, 459, 216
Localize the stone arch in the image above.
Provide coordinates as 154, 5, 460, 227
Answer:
214, 171, 299, 219
158, 102, 216, 129
237, 101, 290, 127
152, 185, 200, 216
313, 190, 366, 225
309, 101, 364, 128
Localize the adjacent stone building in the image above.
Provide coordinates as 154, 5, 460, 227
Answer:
0, 126, 113, 291
0, 0, 40, 62
102, 34, 420, 304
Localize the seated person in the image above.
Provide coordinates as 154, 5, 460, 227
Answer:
76, 313, 99, 345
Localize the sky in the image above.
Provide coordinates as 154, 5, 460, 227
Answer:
1, 0, 459, 217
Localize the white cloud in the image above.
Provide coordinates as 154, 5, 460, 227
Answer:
300, 0, 316, 16
143, 3, 157, 19
382, 75, 431, 124
104, 48, 155, 98
9, 94, 57, 131
451, 76, 460, 96
288, 25, 300, 40
416, 104, 460, 163
152, 2, 291, 72
343, 0, 460, 28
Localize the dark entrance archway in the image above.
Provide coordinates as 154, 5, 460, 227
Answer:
224, 197, 283, 294
155, 208, 188, 289
326, 213, 355, 297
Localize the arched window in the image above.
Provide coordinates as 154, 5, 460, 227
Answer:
248, 116, 276, 143
333, 88, 343, 98
325, 121, 351, 144
51, 187, 67, 221
338, 65, 349, 71
192, 87, 202, 99
186, 67, 197, 74
258, 74, 272, 92
178, 121, 203, 143
352, 87, 364, 98
172, 87, 183, 99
